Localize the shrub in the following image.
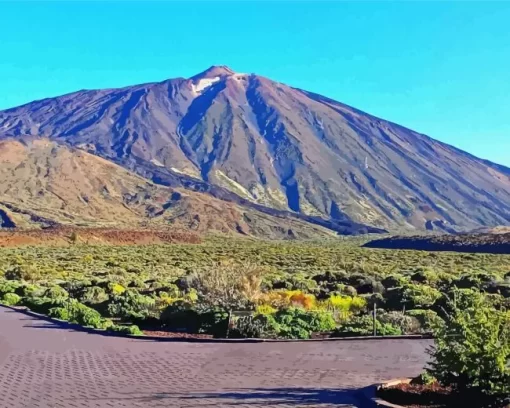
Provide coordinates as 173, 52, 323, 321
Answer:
255, 304, 277, 315
3, 266, 23, 281
334, 315, 402, 337
4, 265, 41, 282
44, 285, 69, 300
428, 290, 510, 400
107, 290, 156, 320
258, 290, 317, 310
108, 283, 126, 296
188, 261, 267, 311
197, 308, 229, 337
273, 307, 336, 339
160, 303, 202, 332
160, 302, 229, 336
80, 286, 109, 304
402, 284, 441, 309
411, 372, 437, 386
322, 294, 367, 322
407, 309, 444, 332
48, 306, 70, 321
22, 297, 67, 315
1, 292, 21, 306
46, 300, 111, 329
70, 302, 112, 329
229, 314, 279, 339
16, 283, 45, 298
0, 279, 22, 296
108, 324, 143, 336
378, 311, 422, 334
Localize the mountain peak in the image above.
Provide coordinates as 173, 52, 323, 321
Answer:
190, 65, 236, 81
1, 67, 509, 233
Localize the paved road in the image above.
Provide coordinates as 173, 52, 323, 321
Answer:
0, 306, 431, 408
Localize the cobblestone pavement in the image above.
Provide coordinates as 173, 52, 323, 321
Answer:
0, 306, 431, 408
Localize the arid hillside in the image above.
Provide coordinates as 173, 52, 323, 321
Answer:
0, 138, 366, 239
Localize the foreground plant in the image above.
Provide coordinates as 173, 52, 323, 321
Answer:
428, 289, 510, 404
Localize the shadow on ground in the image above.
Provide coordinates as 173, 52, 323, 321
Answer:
107, 387, 374, 407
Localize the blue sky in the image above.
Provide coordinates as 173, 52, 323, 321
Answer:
1, 1, 509, 166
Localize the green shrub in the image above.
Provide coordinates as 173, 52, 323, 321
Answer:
428, 290, 510, 400
160, 303, 228, 336
107, 290, 156, 320
197, 307, 229, 337
45, 300, 112, 329
407, 309, 444, 332
16, 283, 45, 298
48, 306, 70, 321
0, 279, 22, 296
230, 314, 279, 339
3, 266, 24, 281
378, 311, 422, 334
402, 284, 441, 309
1, 292, 21, 306
80, 286, 109, 304
108, 324, 143, 336
22, 297, 67, 315
70, 302, 111, 329
161, 302, 201, 332
272, 307, 336, 339
334, 315, 402, 337
44, 285, 69, 300
411, 371, 437, 386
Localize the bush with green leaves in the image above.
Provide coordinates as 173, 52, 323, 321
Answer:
0, 236, 509, 340
334, 315, 402, 337
106, 290, 156, 321
272, 307, 336, 339
108, 324, 143, 336
160, 302, 229, 336
428, 289, 510, 402
229, 314, 279, 339
16, 283, 45, 298
378, 311, 422, 334
0, 279, 21, 296
160, 302, 202, 332
195, 307, 229, 337
44, 285, 69, 300
407, 309, 444, 332
1, 292, 21, 306
21, 297, 67, 315
48, 306, 71, 321
48, 300, 112, 329
80, 286, 109, 305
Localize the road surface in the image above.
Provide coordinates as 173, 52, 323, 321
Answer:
0, 306, 431, 407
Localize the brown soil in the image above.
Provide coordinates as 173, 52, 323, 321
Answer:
378, 382, 452, 408
0, 227, 201, 247
377, 382, 507, 408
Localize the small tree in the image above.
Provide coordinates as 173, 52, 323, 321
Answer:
428, 289, 510, 401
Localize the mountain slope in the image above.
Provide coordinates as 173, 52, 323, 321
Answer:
0, 138, 360, 238
1, 66, 509, 231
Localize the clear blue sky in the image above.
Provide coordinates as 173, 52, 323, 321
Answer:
1, 1, 509, 166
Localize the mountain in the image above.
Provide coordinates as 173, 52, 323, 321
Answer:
1, 65, 509, 232
0, 137, 367, 238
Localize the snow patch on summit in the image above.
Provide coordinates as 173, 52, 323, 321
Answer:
191, 77, 220, 95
